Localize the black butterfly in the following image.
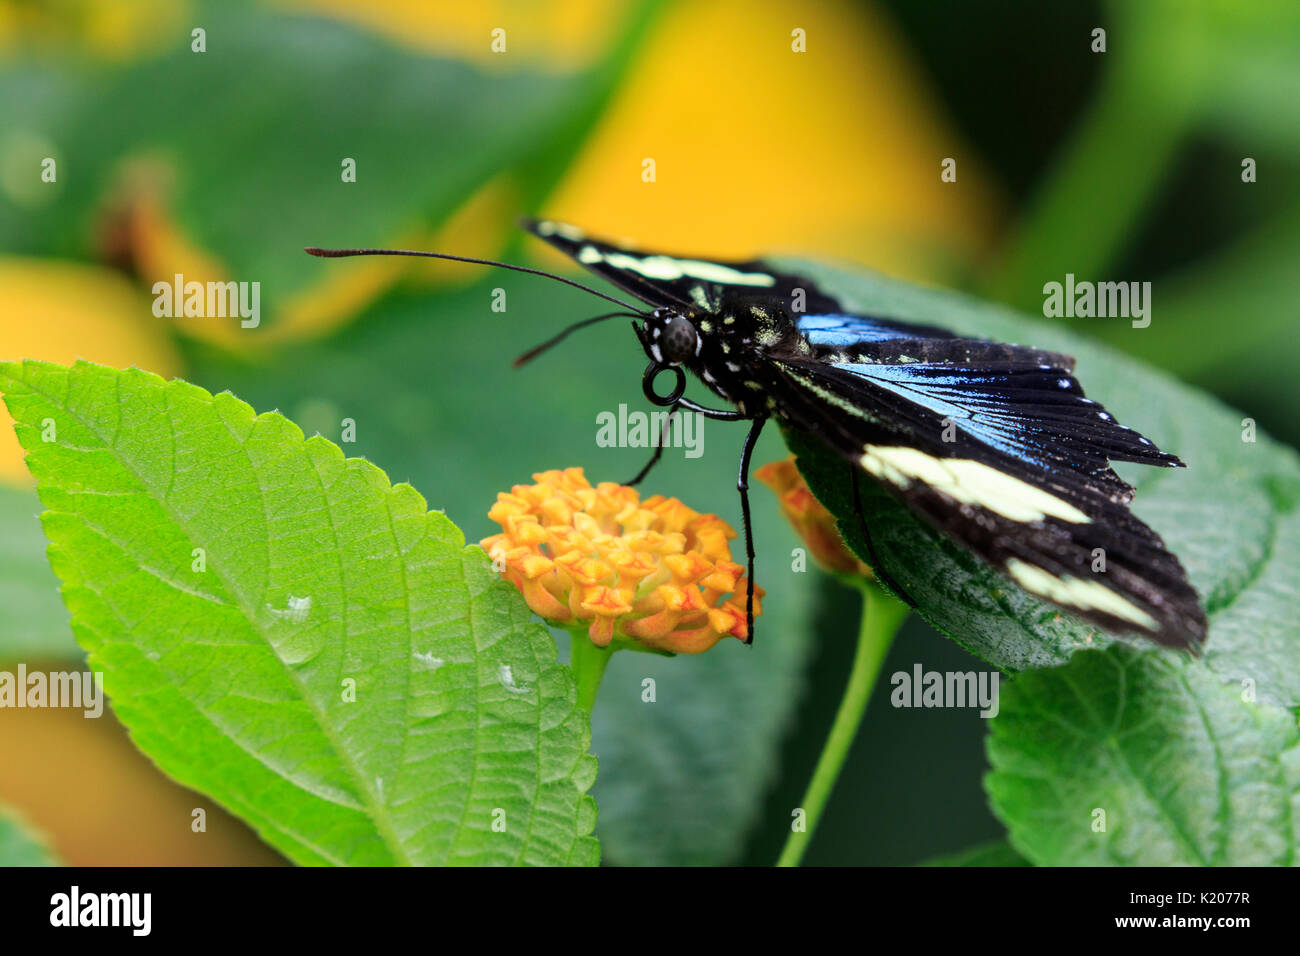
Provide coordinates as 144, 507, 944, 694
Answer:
306, 221, 1207, 651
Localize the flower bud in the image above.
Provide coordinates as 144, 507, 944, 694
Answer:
755, 457, 873, 577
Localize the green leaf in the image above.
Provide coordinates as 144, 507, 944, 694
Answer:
185, 276, 818, 865
920, 839, 1029, 867
986, 645, 1300, 865
0, 484, 77, 662
0, 805, 59, 866
0, 359, 597, 866
777, 258, 1300, 706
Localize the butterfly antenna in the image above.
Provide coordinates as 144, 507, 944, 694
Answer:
304, 246, 647, 315
512, 311, 643, 368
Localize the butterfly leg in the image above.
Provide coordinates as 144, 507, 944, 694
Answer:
639, 365, 763, 638
737, 416, 768, 644
625, 396, 743, 485
849, 466, 916, 609
624, 405, 677, 486
674, 397, 760, 637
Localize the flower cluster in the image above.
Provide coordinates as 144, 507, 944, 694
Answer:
481, 468, 762, 654
754, 457, 873, 577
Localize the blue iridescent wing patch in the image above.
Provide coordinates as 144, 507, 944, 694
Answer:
797, 313, 954, 346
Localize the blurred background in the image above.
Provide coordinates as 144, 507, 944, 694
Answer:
0, 0, 1296, 865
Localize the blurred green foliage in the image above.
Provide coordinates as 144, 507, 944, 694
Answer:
0, 807, 57, 866
883, 0, 1300, 448
0, 486, 72, 658
0, 0, 652, 319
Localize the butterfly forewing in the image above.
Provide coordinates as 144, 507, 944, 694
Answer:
523, 218, 839, 314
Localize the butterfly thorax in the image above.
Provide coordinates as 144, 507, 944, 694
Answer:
668, 295, 810, 417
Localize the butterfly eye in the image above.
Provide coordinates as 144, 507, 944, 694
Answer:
657, 313, 699, 365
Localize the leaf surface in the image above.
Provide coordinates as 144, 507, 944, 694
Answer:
986, 645, 1300, 865
0, 359, 598, 866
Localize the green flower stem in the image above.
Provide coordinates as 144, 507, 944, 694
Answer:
569, 630, 615, 714
777, 579, 908, 867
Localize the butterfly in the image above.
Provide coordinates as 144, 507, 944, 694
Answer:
306, 220, 1207, 651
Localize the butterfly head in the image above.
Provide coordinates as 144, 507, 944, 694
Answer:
642, 308, 700, 366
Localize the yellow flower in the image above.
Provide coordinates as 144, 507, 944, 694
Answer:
481, 468, 762, 654
755, 457, 873, 578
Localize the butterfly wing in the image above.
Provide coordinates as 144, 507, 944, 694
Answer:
792, 311, 1074, 369
522, 218, 800, 313
526, 219, 1005, 343
762, 353, 1206, 649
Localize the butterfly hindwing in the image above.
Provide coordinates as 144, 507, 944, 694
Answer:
763, 355, 1206, 647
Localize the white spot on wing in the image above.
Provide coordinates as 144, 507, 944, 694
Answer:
536, 221, 585, 240
858, 446, 1091, 524
1005, 559, 1159, 630
575, 248, 775, 287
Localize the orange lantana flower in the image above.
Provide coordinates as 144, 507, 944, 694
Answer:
755, 457, 873, 578
481, 468, 762, 654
